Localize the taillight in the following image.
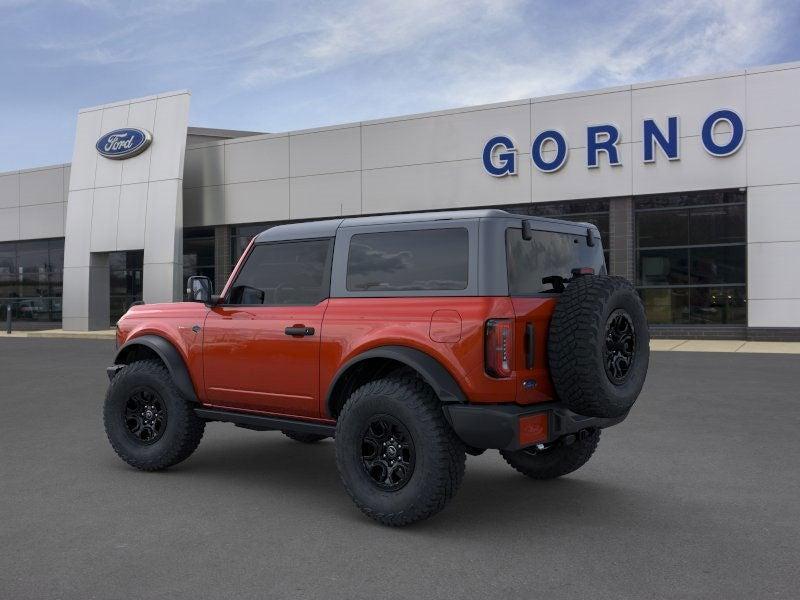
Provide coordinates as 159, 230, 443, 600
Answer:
485, 318, 513, 378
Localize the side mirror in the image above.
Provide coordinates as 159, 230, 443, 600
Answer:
186, 276, 213, 304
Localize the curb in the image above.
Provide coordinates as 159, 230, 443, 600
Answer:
650, 339, 800, 354
0, 329, 116, 341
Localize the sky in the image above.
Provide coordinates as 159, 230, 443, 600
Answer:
0, 0, 798, 171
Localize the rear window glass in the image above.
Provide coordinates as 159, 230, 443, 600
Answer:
346, 228, 468, 292
506, 228, 605, 295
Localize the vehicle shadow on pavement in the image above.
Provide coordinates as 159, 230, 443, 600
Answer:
116, 428, 659, 532
442, 471, 644, 532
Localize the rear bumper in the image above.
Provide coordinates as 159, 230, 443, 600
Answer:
442, 402, 627, 452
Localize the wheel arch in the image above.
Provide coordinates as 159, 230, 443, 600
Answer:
114, 335, 198, 403
325, 345, 466, 419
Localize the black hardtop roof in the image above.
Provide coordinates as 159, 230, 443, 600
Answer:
253, 208, 597, 243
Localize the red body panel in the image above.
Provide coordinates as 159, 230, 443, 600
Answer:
116, 293, 559, 421
202, 301, 327, 417
510, 297, 558, 403
318, 296, 557, 411
116, 302, 209, 399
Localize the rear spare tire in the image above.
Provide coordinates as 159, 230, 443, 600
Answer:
548, 275, 649, 418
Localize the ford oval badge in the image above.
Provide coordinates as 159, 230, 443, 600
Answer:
96, 128, 152, 160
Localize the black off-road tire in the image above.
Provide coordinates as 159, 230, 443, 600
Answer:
282, 430, 328, 444
335, 372, 466, 526
103, 359, 205, 471
548, 275, 649, 418
500, 430, 600, 479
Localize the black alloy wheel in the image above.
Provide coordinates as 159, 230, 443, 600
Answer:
334, 370, 467, 526
104, 359, 205, 471
604, 308, 636, 385
361, 415, 415, 491
124, 387, 167, 445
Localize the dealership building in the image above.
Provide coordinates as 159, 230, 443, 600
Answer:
1, 60, 799, 338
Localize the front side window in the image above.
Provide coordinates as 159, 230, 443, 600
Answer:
346, 228, 468, 292
228, 239, 331, 306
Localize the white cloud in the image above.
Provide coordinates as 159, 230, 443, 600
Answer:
21, 0, 784, 100
0, 0, 793, 170
433, 0, 782, 106
237, 0, 520, 87
220, 0, 785, 114
6, 0, 790, 121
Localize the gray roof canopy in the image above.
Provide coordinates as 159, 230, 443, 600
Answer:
253, 208, 597, 243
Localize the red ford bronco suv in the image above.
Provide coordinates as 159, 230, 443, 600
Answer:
105, 209, 649, 526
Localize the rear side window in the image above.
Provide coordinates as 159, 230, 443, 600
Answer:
506, 228, 605, 295
228, 239, 331, 305
346, 228, 468, 292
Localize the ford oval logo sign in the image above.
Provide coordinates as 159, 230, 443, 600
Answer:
96, 128, 152, 160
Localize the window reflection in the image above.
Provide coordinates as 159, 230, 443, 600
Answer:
109, 251, 144, 325
0, 238, 64, 325
503, 199, 611, 270
635, 190, 746, 325
183, 227, 215, 291
346, 229, 468, 292
229, 239, 330, 305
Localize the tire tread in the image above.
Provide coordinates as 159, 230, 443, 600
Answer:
500, 430, 600, 479
336, 371, 466, 526
548, 275, 648, 418
103, 359, 205, 471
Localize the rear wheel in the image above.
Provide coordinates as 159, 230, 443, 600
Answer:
282, 430, 328, 444
500, 430, 600, 480
335, 372, 466, 526
103, 359, 205, 471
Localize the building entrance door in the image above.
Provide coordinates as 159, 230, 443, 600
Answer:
109, 251, 144, 325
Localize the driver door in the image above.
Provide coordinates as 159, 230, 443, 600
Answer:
202, 238, 333, 418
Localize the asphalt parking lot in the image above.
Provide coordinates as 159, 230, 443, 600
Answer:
1, 338, 798, 599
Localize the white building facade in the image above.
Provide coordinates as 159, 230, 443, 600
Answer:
1, 61, 799, 338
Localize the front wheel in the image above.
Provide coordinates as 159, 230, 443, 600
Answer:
500, 430, 600, 480
335, 372, 466, 526
103, 359, 205, 471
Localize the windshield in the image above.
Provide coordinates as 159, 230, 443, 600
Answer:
506, 227, 605, 295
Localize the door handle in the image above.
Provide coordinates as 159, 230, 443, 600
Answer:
285, 325, 315, 337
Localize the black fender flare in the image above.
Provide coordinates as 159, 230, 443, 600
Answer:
114, 334, 198, 403
325, 345, 466, 417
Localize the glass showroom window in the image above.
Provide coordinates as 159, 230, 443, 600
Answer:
109, 251, 144, 325
635, 190, 746, 325
0, 238, 64, 325
502, 199, 611, 268
183, 227, 215, 287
